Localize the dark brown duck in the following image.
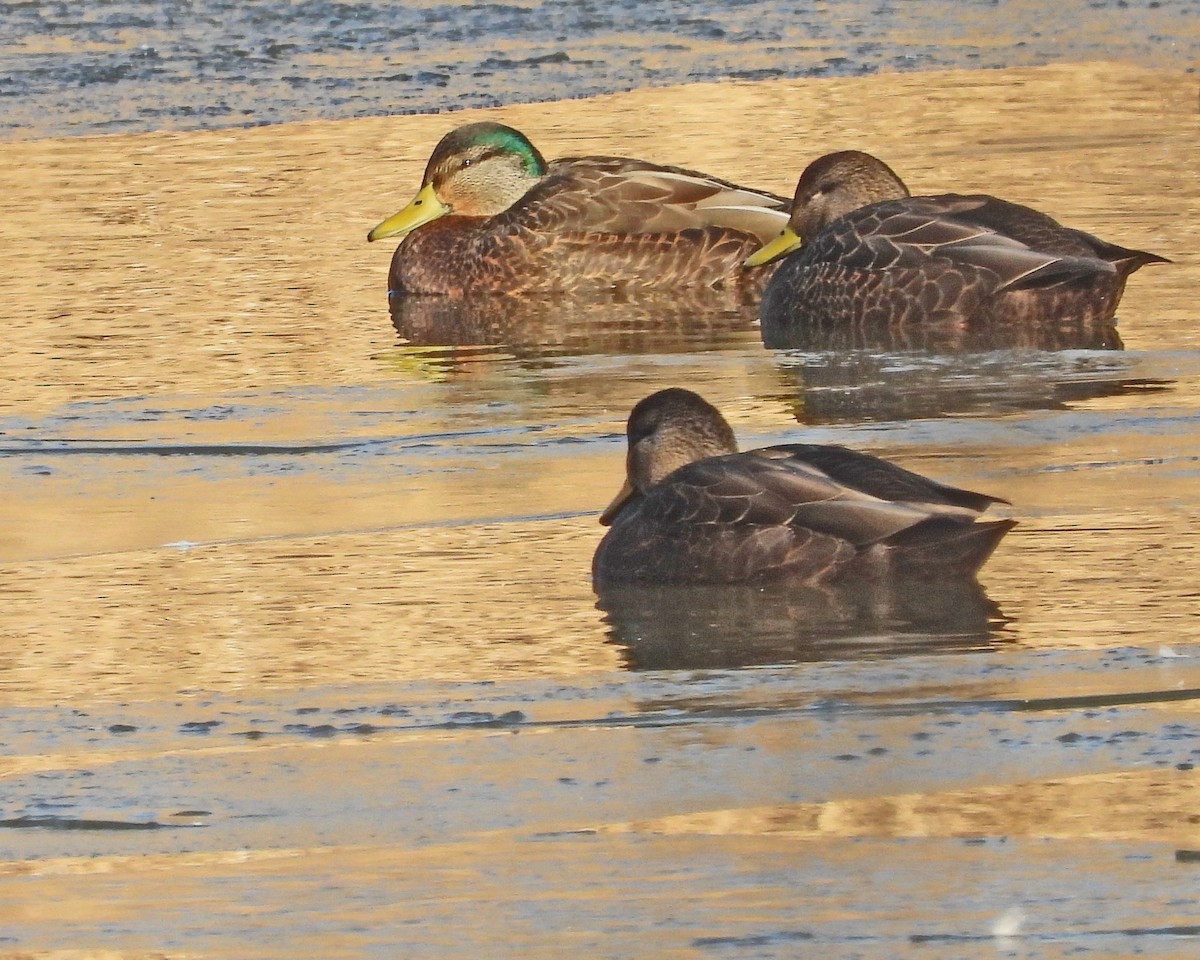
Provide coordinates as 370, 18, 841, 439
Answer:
593, 388, 1015, 586
367, 121, 789, 296
745, 150, 1169, 337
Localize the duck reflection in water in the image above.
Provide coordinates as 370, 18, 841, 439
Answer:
596, 578, 1008, 671
745, 151, 1168, 352
759, 309, 1125, 352
592, 388, 1014, 667
771, 349, 1174, 424
389, 284, 761, 359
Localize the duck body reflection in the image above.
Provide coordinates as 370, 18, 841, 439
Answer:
747, 151, 1168, 348
593, 388, 1015, 586
597, 577, 1008, 670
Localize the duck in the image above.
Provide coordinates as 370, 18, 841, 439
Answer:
744, 150, 1169, 338
593, 388, 1015, 585
367, 121, 790, 296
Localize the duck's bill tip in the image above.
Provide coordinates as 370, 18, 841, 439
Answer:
744, 226, 803, 267
367, 183, 449, 242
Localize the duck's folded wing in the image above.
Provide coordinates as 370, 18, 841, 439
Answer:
519, 158, 789, 242
948, 195, 1169, 270
816, 195, 1117, 290
765, 444, 1007, 511
641, 449, 994, 548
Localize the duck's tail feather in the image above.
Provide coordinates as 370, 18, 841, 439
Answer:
889, 517, 1017, 578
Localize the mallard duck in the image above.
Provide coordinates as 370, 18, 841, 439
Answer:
745, 150, 1169, 336
593, 388, 1015, 585
367, 121, 789, 295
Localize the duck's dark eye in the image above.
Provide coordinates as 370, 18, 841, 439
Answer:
462, 158, 473, 168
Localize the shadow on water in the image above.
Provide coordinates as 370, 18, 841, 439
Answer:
595, 577, 1010, 671
770, 347, 1174, 423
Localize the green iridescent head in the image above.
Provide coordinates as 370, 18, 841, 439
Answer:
368, 121, 550, 241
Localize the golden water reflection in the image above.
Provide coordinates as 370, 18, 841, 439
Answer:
2, 61, 1200, 958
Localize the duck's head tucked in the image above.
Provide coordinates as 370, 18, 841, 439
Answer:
745, 150, 912, 267
599, 388, 738, 526
368, 122, 549, 242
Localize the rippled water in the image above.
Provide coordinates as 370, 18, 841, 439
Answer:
1, 0, 1198, 139
2, 27, 1200, 960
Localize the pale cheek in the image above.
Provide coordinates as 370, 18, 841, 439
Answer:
446, 182, 507, 218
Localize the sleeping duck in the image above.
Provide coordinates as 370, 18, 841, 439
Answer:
593, 387, 1015, 585
368, 121, 789, 296
745, 150, 1168, 338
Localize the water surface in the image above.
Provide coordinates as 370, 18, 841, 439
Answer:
1, 58, 1200, 960
3, 0, 1199, 140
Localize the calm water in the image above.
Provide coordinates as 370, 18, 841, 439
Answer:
1, 12, 1200, 960
1, 0, 1199, 140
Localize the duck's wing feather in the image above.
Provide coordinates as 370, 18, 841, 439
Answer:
767, 443, 1007, 511
639, 446, 1000, 549
958, 196, 1170, 272
510, 157, 790, 243
812, 195, 1120, 291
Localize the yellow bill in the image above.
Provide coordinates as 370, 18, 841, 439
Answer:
367, 183, 449, 242
744, 225, 803, 267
